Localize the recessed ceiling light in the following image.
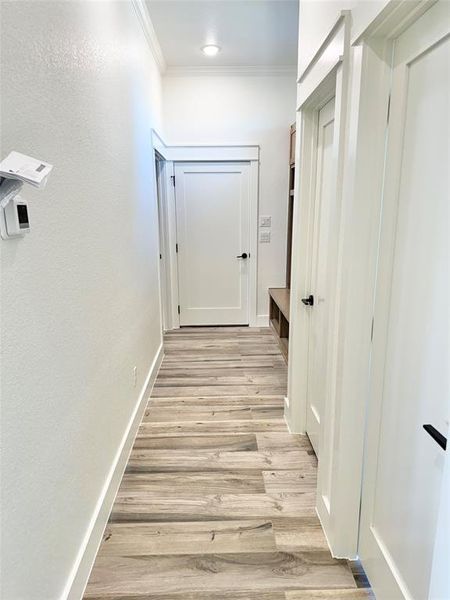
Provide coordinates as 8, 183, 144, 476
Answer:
202, 44, 221, 57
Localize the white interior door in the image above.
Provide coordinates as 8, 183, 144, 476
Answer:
174, 162, 250, 326
359, 4, 449, 599
306, 97, 336, 456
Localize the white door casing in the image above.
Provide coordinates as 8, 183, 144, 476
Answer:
359, 3, 449, 599
305, 97, 337, 456
174, 162, 251, 326
155, 157, 169, 332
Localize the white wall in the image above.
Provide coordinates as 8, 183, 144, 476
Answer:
162, 74, 297, 320
0, 1, 163, 598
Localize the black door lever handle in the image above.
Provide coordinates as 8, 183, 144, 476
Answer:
423, 424, 447, 450
301, 295, 314, 306
236, 253, 248, 259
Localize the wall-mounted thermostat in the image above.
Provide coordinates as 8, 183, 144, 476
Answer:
3, 195, 30, 237
0, 151, 53, 240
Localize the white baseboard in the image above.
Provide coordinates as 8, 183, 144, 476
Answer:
63, 343, 164, 600
254, 314, 269, 327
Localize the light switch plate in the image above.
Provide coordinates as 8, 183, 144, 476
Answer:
260, 215, 271, 227
260, 230, 271, 243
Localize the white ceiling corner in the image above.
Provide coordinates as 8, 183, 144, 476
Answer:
132, 0, 167, 73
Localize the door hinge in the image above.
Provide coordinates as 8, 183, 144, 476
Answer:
177, 305, 180, 315
176, 243, 179, 253
159, 253, 162, 260
370, 316, 374, 341
386, 94, 391, 124
171, 175, 176, 186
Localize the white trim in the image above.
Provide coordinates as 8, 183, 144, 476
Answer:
152, 129, 167, 158
131, 0, 167, 74
298, 12, 349, 83
64, 343, 164, 600
165, 65, 297, 78
352, 0, 437, 45
255, 314, 269, 327
247, 161, 260, 328
151, 132, 260, 163
164, 161, 180, 330
167, 145, 260, 162
297, 13, 348, 109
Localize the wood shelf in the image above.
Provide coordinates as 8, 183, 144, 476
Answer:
269, 288, 290, 362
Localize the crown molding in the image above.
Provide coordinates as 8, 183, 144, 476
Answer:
164, 65, 298, 78
131, 0, 167, 74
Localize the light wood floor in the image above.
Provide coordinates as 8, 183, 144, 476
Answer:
84, 327, 373, 599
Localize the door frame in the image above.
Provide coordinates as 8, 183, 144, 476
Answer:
154, 152, 170, 332
286, 9, 351, 552
151, 131, 260, 328
358, 2, 449, 597
286, 0, 440, 560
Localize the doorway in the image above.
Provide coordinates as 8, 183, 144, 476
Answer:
174, 162, 252, 326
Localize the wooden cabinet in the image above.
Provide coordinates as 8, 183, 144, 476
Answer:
268, 122, 296, 362
269, 288, 290, 360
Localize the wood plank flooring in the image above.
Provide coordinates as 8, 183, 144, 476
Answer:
84, 327, 373, 599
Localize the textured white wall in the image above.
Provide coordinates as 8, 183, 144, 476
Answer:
0, 1, 163, 598
163, 74, 297, 318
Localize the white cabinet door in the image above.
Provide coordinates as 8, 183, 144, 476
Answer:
359, 3, 449, 599
306, 97, 336, 456
174, 162, 250, 326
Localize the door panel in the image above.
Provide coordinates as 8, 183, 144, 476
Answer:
175, 162, 250, 326
306, 97, 336, 456
360, 4, 449, 598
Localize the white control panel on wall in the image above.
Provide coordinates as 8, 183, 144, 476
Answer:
0, 151, 53, 240
259, 215, 271, 243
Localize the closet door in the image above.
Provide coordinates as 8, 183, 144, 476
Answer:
174, 162, 250, 326
359, 3, 449, 598
305, 97, 336, 456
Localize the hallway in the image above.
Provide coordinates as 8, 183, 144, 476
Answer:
84, 327, 370, 598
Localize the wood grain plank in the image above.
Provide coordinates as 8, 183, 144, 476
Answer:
272, 518, 329, 552
263, 470, 317, 493
147, 396, 285, 407
143, 406, 253, 423
119, 471, 265, 494
97, 520, 277, 556
257, 432, 313, 451
84, 552, 356, 596
110, 492, 316, 522
286, 590, 374, 599
132, 434, 258, 451
138, 419, 288, 436
151, 385, 287, 398
85, 593, 286, 600
126, 449, 316, 473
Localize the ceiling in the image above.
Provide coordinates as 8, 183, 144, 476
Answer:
145, 0, 299, 70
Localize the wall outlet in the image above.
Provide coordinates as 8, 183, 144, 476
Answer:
260, 215, 272, 227
259, 230, 271, 243
133, 366, 137, 387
